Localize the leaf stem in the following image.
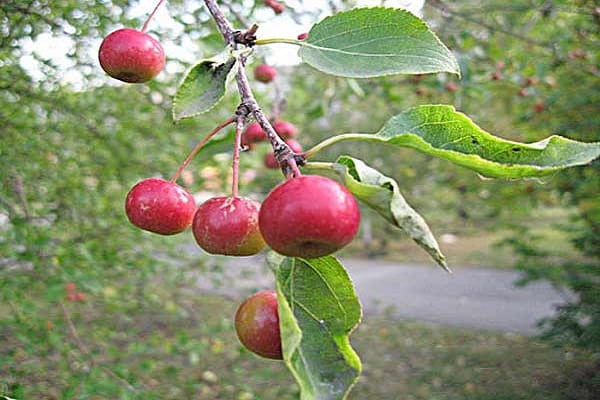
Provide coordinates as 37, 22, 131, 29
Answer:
170, 117, 236, 183
254, 37, 304, 46
304, 133, 374, 159
141, 0, 167, 33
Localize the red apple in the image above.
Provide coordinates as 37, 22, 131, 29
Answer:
264, 0, 285, 14
192, 196, 266, 256
259, 175, 360, 258
125, 178, 195, 235
235, 290, 282, 360
264, 139, 303, 169
99, 28, 165, 83
445, 81, 459, 92
75, 292, 85, 302
65, 283, 76, 292
273, 120, 298, 139
534, 102, 546, 113
243, 122, 267, 145
254, 64, 277, 83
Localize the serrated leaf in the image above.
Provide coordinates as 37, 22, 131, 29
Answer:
298, 7, 459, 78
172, 55, 237, 122
331, 156, 448, 271
376, 105, 600, 178
269, 254, 362, 400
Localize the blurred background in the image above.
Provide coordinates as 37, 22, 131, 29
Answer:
1, 0, 599, 398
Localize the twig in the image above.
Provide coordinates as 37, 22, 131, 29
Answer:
203, 0, 304, 178
61, 302, 138, 392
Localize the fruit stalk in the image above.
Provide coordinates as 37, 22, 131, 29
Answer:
170, 117, 235, 182
232, 116, 245, 197
141, 0, 167, 33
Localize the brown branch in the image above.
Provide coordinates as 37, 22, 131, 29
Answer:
203, 0, 304, 178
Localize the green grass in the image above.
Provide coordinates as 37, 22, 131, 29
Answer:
1, 281, 598, 400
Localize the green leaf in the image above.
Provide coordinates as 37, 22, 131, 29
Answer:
298, 7, 459, 78
172, 54, 237, 122
331, 156, 448, 271
268, 253, 362, 400
376, 105, 600, 178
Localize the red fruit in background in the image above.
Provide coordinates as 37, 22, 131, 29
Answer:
259, 175, 360, 258
99, 28, 165, 83
490, 71, 503, 81
445, 81, 459, 92
243, 122, 267, 145
75, 292, 85, 302
273, 120, 298, 139
125, 178, 196, 235
65, 283, 76, 292
235, 290, 282, 360
254, 64, 277, 83
518, 88, 528, 97
524, 76, 539, 87
264, 0, 285, 14
192, 196, 266, 256
66, 293, 77, 302
534, 102, 546, 113
264, 139, 303, 169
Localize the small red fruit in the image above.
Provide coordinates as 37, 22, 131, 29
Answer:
272, 120, 298, 139
264, 0, 285, 14
490, 71, 503, 81
65, 283, 76, 292
264, 139, 303, 169
445, 81, 459, 92
534, 102, 546, 113
518, 88, 528, 97
192, 196, 266, 256
75, 292, 85, 302
125, 178, 196, 235
243, 122, 267, 145
235, 290, 282, 360
66, 293, 77, 302
98, 28, 166, 83
254, 64, 277, 83
259, 175, 360, 258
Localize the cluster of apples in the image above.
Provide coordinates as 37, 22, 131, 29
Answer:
99, 13, 361, 359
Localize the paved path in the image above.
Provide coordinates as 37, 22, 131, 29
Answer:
187, 251, 570, 336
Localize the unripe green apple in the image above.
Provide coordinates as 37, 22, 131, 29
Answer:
192, 196, 266, 256
235, 290, 282, 360
125, 178, 195, 235
259, 175, 360, 258
99, 28, 165, 83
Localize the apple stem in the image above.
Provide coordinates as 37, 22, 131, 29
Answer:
231, 116, 245, 198
170, 117, 236, 183
141, 0, 167, 33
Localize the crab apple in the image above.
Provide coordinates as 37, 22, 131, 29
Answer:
254, 64, 277, 83
490, 71, 503, 81
264, 139, 303, 169
259, 175, 360, 258
65, 283, 76, 292
192, 196, 266, 256
98, 28, 165, 83
125, 178, 195, 235
534, 102, 546, 113
273, 120, 298, 139
243, 122, 267, 145
75, 292, 86, 302
445, 81, 459, 92
66, 293, 77, 302
235, 290, 282, 360
264, 0, 285, 14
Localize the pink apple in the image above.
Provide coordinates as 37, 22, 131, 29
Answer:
254, 64, 277, 83
273, 120, 298, 139
235, 290, 282, 360
125, 178, 195, 235
259, 175, 360, 258
99, 28, 165, 83
264, 139, 303, 169
192, 196, 266, 256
